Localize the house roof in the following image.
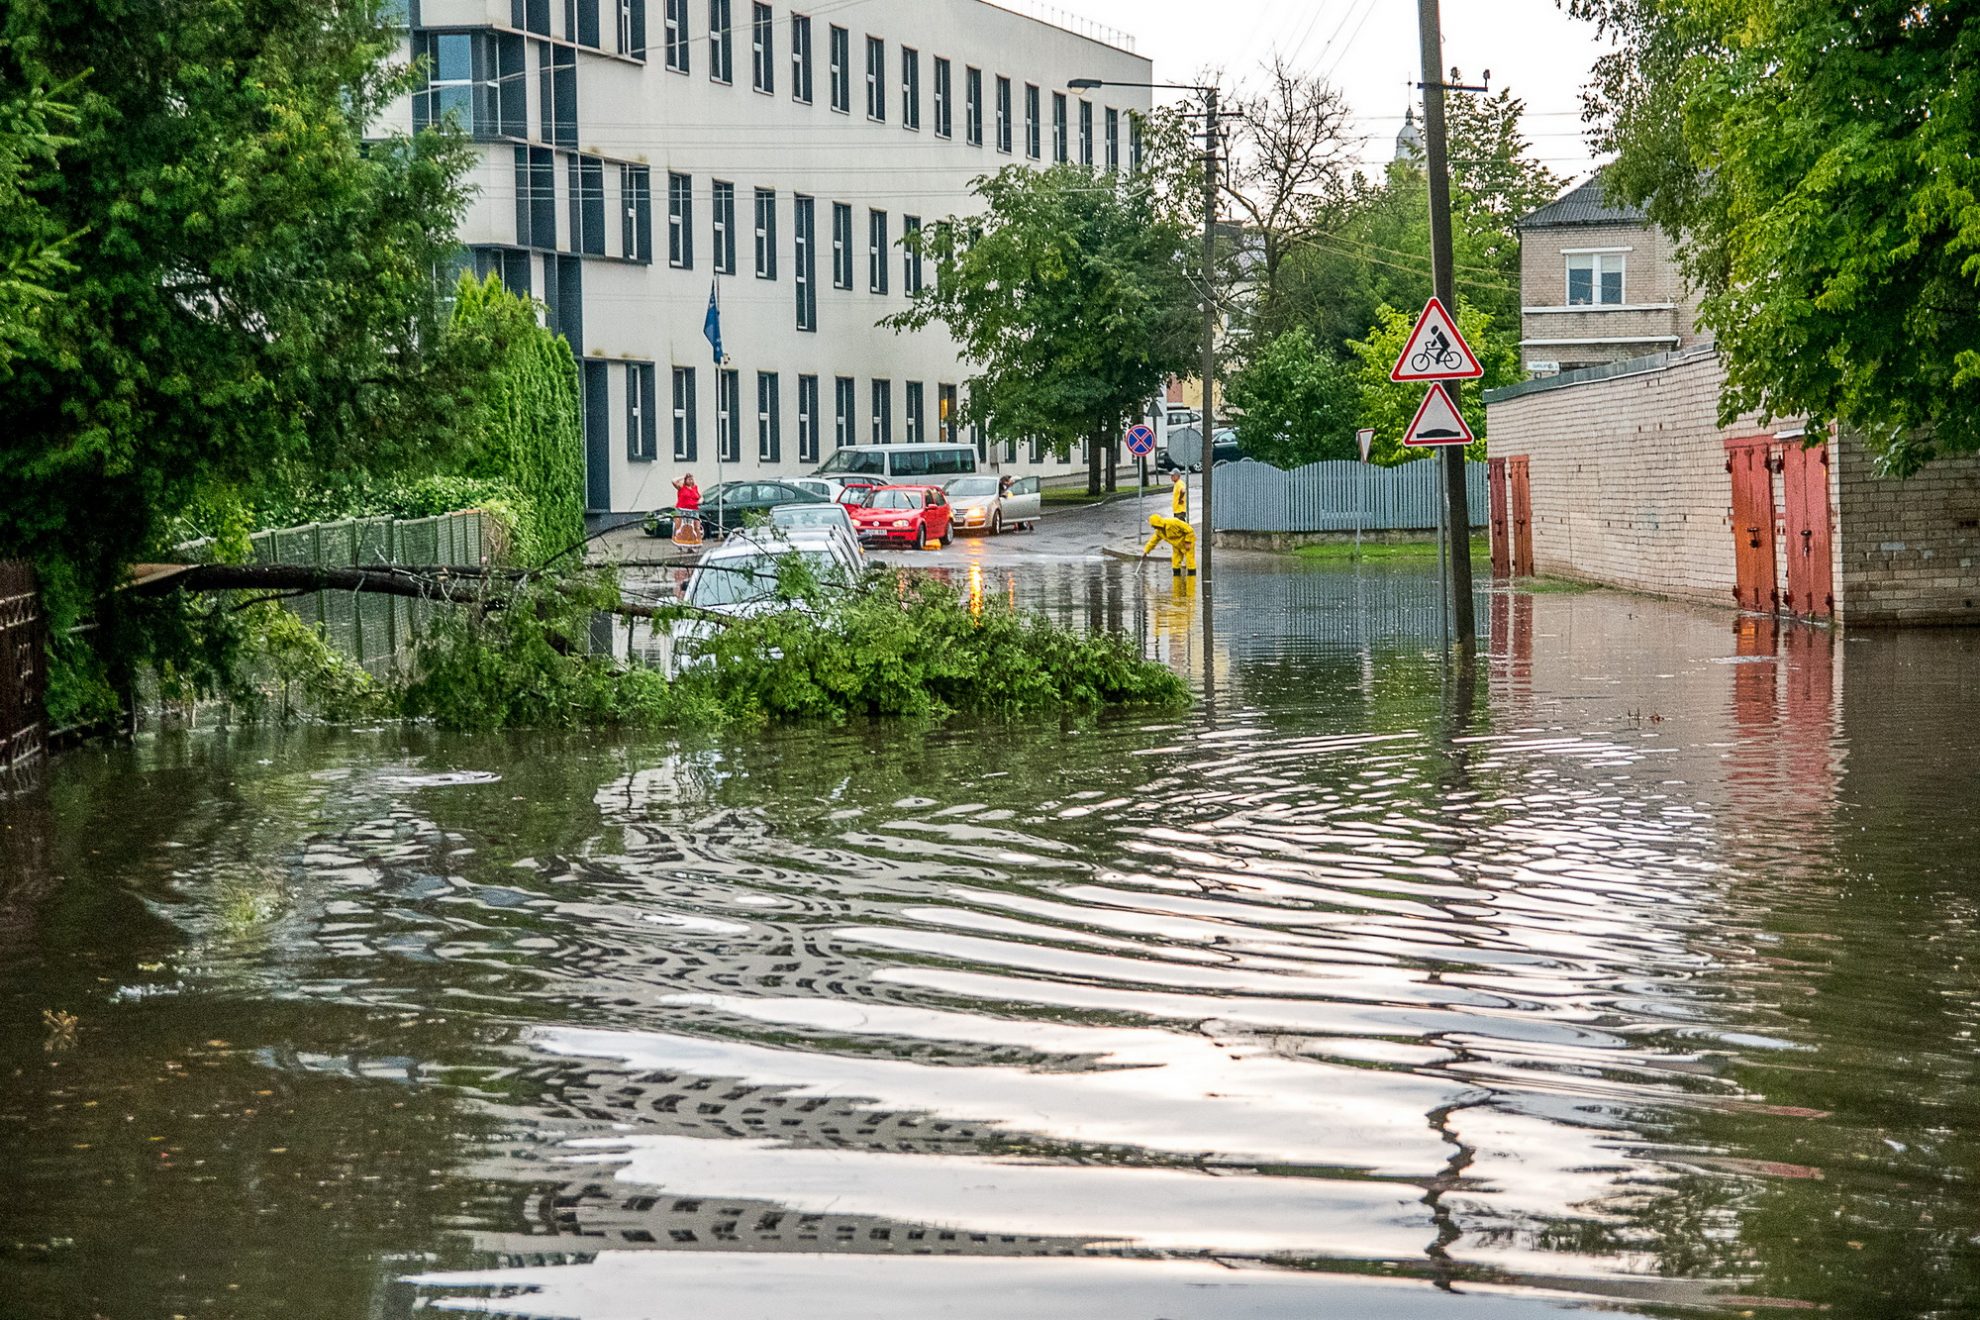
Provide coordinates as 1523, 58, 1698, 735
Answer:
1519, 173, 1646, 229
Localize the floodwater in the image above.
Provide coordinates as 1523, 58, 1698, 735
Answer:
4, 555, 1979, 1320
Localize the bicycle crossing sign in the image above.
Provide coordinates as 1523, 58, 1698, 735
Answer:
1402, 381, 1476, 447
1124, 423, 1157, 456
1390, 296, 1483, 382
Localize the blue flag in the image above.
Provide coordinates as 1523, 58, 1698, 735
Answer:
703, 280, 724, 365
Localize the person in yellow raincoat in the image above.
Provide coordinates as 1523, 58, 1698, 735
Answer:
1143, 512, 1197, 576
1170, 472, 1188, 519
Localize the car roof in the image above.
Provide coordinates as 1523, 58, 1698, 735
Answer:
872, 483, 941, 492
705, 527, 850, 558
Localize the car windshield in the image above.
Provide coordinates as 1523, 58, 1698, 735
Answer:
771, 506, 848, 528
694, 482, 742, 504
686, 551, 844, 608
947, 477, 999, 497
815, 450, 886, 475
862, 489, 923, 510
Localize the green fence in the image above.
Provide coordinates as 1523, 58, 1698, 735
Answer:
245, 511, 492, 675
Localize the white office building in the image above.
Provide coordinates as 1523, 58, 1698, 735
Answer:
388, 0, 1151, 516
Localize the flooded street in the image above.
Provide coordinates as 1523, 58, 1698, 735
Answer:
5, 541, 1979, 1319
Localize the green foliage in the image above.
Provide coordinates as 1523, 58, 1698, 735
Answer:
886, 164, 1200, 487
0, 51, 78, 370
1569, 0, 1980, 471
1225, 328, 1361, 468
1347, 302, 1520, 464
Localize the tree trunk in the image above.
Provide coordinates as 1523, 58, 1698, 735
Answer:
122, 562, 695, 623
1104, 417, 1118, 492
1085, 419, 1103, 496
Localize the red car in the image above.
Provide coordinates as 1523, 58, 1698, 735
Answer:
849, 484, 954, 549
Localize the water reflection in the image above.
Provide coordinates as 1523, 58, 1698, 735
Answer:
2, 563, 1977, 1320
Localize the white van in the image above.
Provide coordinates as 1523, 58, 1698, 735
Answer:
812, 443, 978, 495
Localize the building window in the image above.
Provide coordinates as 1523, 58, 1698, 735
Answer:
537, 43, 577, 148
667, 171, 692, 267
834, 375, 855, 450
750, 2, 773, 92
627, 362, 658, 460
672, 366, 698, 460
1567, 251, 1626, 305
964, 66, 982, 146
900, 47, 919, 130
711, 180, 736, 274
790, 13, 812, 103
864, 35, 885, 121
828, 24, 849, 112
575, 155, 606, 255
870, 378, 892, 443
717, 368, 742, 461
797, 374, 820, 463
663, 0, 688, 70
902, 214, 922, 294
933, 57, 951, 138
622, 164, 651, 262
868, 209, 888, 293
708, 0, 733, 84
1052, 92, 1067, 162
995, 76, 1012, 153
414, 31, 526, 139
1104, 106, 1118, 172
793, 195, 817, 330
1025, 83, 1041, 159
515, 146, 556, 248
938, 383, 958, 442
576, 0, 602, 47
754, 187, 777, 279
1078, 98, 1092, 166
757, 371, 781, 461
905, 381, 924, 443
1129, 111, 1143, 173
621, 0, 647, 58
831, 201, 853, 289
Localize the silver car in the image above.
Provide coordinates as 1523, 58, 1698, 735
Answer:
944, 474, 1043, 535
768, 501, 863, 561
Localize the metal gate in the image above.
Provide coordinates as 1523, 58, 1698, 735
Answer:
1487, 456, 1511, 578
1780, 440, 1833, 618
1507, 456, 1534, 577
1726, 437, 1778, 613
0, 561, 47, 774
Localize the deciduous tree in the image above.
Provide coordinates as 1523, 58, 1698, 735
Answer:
1224, 327, 1360, 468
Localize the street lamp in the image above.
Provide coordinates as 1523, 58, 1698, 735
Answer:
1068, 75, 1220, 653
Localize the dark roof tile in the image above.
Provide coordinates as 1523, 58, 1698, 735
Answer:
1519, 173, 1646, 229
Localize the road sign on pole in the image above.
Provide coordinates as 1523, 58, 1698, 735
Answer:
1356, 427, 1374, 463
1390, 296, 1483, 382
1402, 381, 1476, 447
1124, 423, 1157, 456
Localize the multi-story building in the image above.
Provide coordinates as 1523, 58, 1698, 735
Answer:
387, 1, 1150, 517
1516, 173, 1703, 376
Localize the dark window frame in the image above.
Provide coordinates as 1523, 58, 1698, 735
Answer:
790, 12, 813, 103
964, 66, 982, 146
671, 365, 699, 460
933, 57, 951, 138
994, 75, 1012, 153
667, 170, 693, 268
753, 187, 777, 279
797, 373, 821, 463
867, 208, 888, 294
708, 0, 734, 84
750, 1, 773, 93
828, 24, 850, 113
756, 370, 781, 461
831, 201, 853, 289
864, 34, 885, 121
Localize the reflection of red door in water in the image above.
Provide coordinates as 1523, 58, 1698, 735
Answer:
1507, 456, 1534, 577
1780, 440, 1833, 618
1487, 457, 1511, 578
1726, 438, 1777, 613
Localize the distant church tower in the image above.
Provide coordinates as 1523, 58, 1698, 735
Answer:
1393, 107, 1424, 165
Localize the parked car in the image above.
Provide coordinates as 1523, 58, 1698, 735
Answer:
943, 474, 1043, 534
661, 527, 864, 674
848, 484, 954, 549
768, 501, 864, 561
1159, 425, 1241, 472
643, 479, 830, 539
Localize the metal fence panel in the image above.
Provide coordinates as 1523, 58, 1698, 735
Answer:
1214, 458, 1492, 533
0, 561, 47, 772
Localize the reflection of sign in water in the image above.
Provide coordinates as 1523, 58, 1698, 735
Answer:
1402, 382, 1475, 448
1124, 424, 1156, 456
1389, 296, 1483, 382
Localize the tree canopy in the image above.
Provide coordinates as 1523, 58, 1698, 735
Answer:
886, 163, 1200, 494
1571, 0, 1980, 471
1224, 327, 1360, 468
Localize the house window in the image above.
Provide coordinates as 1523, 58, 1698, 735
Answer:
1567, 251, 1626, 306
1105, 106, 1118, 172
868, 209, 888, 293
757, 371, 781, 461
933, 57, 951, 138
671, 366, 698, 460
750, 2, 773, 92
905, 381, 924, 443
995, 76, 1011, 152
834, 375, 855, 450
1052, 92, 1067, 162
870, 378, 892, 443
797, 374, 820, 463
831, 201, 853, 289
964, 67, 982, 146
708, 0, 733, 84
627, 363, 658, 460
827, 24, 849, 112
902, 214, 922, 294
900, 47, 919, 129
621, 0, 646, 57
621, 164, 651, 262
793, 194, 816, 330
790, 13, 812, 103
754, 187, 777, 279
716, 368, 741, 461
711, 180, 736, 274
938, 383, 958, 442
663, 0, 688, 70
1025, 84, 1040, 158
864, 35, 884, 120
667, 171, 692, 267
1078, 98, 1092, 166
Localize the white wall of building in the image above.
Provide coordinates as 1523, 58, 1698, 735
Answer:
391, 0, 1152, 513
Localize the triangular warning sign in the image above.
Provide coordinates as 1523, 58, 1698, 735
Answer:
1390, 296, 1483, 382
1402, 382, 1475, 447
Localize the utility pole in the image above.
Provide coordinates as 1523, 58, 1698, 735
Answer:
1198, 87, 1219, 626
1415, 0, 1476, 647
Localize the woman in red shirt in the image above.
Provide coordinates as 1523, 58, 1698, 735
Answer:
672, 474, 703, 546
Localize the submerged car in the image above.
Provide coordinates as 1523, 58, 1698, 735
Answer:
944, 474, 1043, 535
768, 501, 863, 561
643, 479, 830, 539
661, 527, 864, 674
848, 484, 954, 549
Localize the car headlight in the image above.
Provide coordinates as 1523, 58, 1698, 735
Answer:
892, 519, 909, 528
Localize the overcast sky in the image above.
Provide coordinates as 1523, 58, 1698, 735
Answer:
1013, 0, 1613, 187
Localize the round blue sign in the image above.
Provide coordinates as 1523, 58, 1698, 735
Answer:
1125, 424, 1157, 455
